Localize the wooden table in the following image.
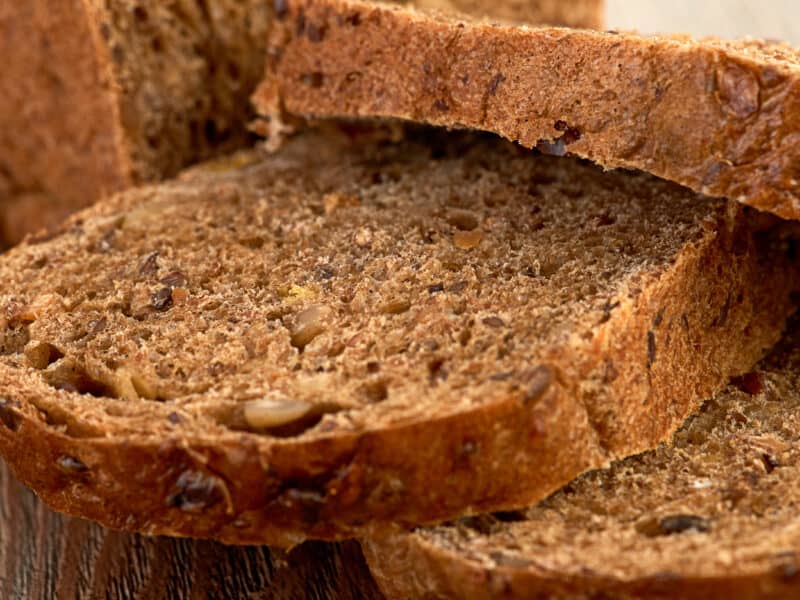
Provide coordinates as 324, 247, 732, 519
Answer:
0, 462, 382, 599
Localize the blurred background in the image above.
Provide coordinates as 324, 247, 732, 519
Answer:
607, 0, 800, 44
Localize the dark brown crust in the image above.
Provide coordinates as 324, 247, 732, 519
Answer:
362, 533, 800, 600
255, 0, 800, 219
0, 365, 605, 547
0, 460, 383, 599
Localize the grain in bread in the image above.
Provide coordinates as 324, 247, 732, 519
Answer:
0, 129, 796, 546
0, 0, 602, 247
254, 0, 800, 219
363, 316, 800, 600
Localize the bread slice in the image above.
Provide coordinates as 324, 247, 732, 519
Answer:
362, 317, 800, 600
0, 0, 602, 247
0, 128, 796, 546
254, 0, 800, 219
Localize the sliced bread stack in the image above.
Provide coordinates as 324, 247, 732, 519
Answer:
1, 1, 800, 598
0, 0, 602, 248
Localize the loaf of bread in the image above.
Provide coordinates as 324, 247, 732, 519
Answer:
254, 0, 800, 219
0, 129, 795, 546
0, 0, 603, 248
0, 0, 270, 247
363, 316, 800, 599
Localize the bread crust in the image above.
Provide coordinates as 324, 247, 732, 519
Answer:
407, 0, 603, 28
0, 372, 599, 547
0, 0, 129, 226
363, 531, 800, 600
255, 0, 800, 219
0, 132, 796, 546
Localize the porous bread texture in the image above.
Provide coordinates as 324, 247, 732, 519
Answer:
254, 0, 800, 220
0, 129, 796, 546
0, 0, 601, 248
363, 319, 800, 600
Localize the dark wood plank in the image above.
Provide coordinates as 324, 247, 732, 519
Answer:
0, 461, 384, 600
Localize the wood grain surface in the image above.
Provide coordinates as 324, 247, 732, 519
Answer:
0, 461, 383, 600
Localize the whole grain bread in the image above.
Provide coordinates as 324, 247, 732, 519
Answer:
363, 317, 800, 600
254, 0, 800, 219
0, 0, 602, 247
0, 129, 796, 546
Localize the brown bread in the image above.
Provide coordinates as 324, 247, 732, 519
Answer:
0, 0, 602, 247
254, 0, 800, 219
363, 317, 800, 600
0, 0, 269, 246
0, 129, 796, 546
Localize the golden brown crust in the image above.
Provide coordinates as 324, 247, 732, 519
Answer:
255, 0, 800, 219
0, 130, 796, 546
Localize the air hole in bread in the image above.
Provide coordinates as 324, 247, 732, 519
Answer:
493, 510, 528, 523
43, 361, 115, 398
24, 341, 64, 369
0, 400, 21, 432
360, 379, 388, 403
